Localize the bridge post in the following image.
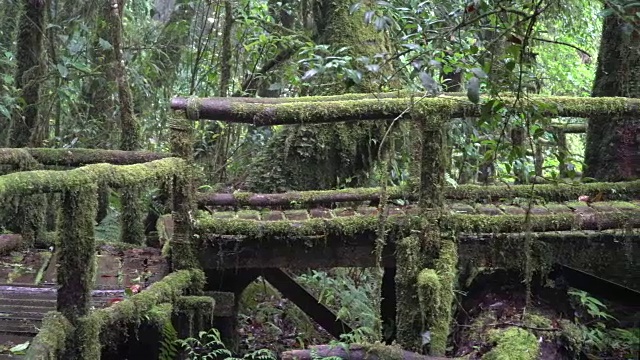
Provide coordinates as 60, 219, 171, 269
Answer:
169, 115, 199, 270
396, 111, 457, 356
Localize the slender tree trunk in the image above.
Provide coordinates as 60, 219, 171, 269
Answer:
0, 0, 20, 145
9, 0, 48, 147
585, 6, 640, 180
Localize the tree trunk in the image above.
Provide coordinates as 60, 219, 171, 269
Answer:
245, 0, 394, 192
8, 0, 48, 147
0, 0, 20, 145
585, 6, 640, 181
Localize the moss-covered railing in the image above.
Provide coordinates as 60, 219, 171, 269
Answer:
24, 269, 207, 360
0, 148, 170, 167
0, 148, 174, 247
0, 117, 200, 359
171, 95, 640, 125
197, 179, 640, 208
171, 92, 640, 357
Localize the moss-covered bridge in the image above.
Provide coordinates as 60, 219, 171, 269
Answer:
0, 93, 638, 359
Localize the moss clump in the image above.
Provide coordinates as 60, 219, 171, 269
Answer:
428, 238, 458, 356
89, 269, 204, 351
482, 328, 540, 360
395, 235, 423, 352
25, 311, 74, 360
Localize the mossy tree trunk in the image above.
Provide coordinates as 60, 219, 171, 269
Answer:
585, 6, 640, 181
105, 0, 145, 244
245, 0, 394, 192
0, 0, 20, 146
9, 0, 48, 147
7, 0, 48, 246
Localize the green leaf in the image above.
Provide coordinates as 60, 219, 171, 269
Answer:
98, 38, 113, 50
56, 63, 68, 78
10, 341, 30, 354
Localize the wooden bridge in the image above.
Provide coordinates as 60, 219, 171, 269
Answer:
0, 92, 639, 358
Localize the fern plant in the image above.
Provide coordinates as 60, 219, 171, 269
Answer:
159, 320, 179, 360
177, 328, 277, 360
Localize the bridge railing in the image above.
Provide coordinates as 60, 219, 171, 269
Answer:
170, 92, 640, 355
0, 120, 203, 359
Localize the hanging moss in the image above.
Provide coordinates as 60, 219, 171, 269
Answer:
174, 296, 215, 337
482, 328, 540, 360
25, 311, 74, 360
428, 238, 458, 356
395, 235, 424, 352
56, 186, 98, 324
90, 269, 204, 351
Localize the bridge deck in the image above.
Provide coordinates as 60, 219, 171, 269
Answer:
195, 199, 640, 288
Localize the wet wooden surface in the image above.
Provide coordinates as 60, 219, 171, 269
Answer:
0, 245, 169, 356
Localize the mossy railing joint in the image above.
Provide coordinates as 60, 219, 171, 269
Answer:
24, 311, 74, 360
170, 96, 640, 126
168, 117, 199, 270
25, 269, 204, 360
196, 180, 640, 208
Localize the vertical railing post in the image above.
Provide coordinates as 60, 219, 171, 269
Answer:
57, 185, 97, 324
552, 126, 568, 178
396, 111, 456, 356
169, 114, 199, 270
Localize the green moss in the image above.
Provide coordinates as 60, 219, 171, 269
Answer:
429, 238, 458, 356
523, 312, 553, 329
395, 235, 424, 352
90, 269, 204, 350
192, 96, 640, 126
57, 186, 98, 323
25, 311, 74, 360
195, 209, 638, 240
0, 148, 40, 169
120, 186, 145, 244
482, 328, 539, 360
0, 157, 185, 198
